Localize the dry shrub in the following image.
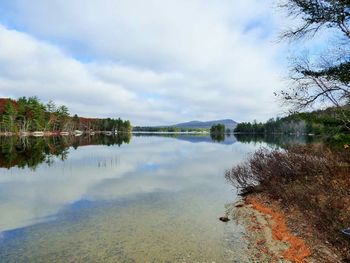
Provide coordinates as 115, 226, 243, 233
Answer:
226, 144, 350, 260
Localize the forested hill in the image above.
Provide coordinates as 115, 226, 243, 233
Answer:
234, 107, 350, 139
133, 119, 237, 132
0, 97, 132, 133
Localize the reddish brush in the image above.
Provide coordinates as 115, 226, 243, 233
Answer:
247, 196, 311, 263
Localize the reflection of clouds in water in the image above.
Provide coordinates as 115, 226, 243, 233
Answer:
0, 136, 266, 233
0, 148, 129, 232
87, 137, 247, 200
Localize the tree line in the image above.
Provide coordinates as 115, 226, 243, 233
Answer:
0, 97, 132, 133
234, 107, 350, 137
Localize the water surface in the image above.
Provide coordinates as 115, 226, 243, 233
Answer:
0, 134, 286, 262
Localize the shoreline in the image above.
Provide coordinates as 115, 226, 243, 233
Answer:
0, 131, 132, 137
0, 131, 95, 137
232, 193, 343, 263
0, 131, 207, 137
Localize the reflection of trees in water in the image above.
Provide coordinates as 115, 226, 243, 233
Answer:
133, 133, 230, 144
234, 134, 316, 148
0, 133, 131, 170
210, 133, 225, 142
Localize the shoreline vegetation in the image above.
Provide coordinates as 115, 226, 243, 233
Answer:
228, 0, 350, 260
226, 145, 350, 262
0, 97, 132, 136
210, 124, 226, 142
0, 130, 130, 137
233, 107, 350, 145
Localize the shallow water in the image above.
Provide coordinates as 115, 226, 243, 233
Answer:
0, 134, 274, 262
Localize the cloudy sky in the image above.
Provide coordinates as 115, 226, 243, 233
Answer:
0, 0, 293, 125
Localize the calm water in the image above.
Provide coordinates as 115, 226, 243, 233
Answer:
0, 134, 296, 262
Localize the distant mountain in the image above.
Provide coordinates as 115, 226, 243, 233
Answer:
172, 119, 237, 130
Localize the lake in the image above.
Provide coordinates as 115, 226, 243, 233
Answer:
0, 134, 306, 262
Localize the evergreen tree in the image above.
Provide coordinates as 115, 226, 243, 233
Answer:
2, 101, 17, 132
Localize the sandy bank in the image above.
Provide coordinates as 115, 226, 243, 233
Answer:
231, 193, 343, 263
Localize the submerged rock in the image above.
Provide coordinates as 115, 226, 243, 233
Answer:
219, 216, 230, 222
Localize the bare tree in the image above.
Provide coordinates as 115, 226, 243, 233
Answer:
277, 0, 350, 129
280, 0, 350, 39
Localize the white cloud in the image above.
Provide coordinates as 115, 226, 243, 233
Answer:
0, 0, 288, 125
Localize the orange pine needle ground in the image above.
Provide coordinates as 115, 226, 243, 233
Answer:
246, 196, 312, 263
